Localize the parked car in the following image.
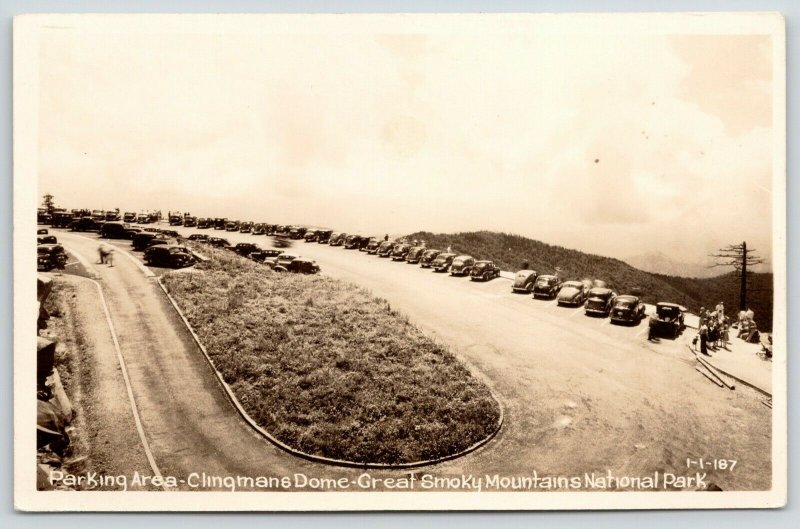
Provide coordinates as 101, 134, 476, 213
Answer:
288, 226, 307, 239
124, 227, 142, 239
344, 234, 362, 249
265, 224, 278, 236
419, 249, 442, 267
449, 255, 475, 276
470, 260, 500, 281
274, 252, 300, 268
213, 218, 227, 230
197, 218, 211, 229
233, 242, 260, 257
377, 240, 395, 257
132, 233, 171, 251
144, 245, 196, 268
207, 237, 231, 248
610, 295, 647, 324
533, 275, 562, 299
365, 238, 382, 254
329, 232, 346, 246
275, 257, 320, 274
239, 221, 253, 233
104, 210, 120, 222
51, 212, 75, 228
91, 209, 106, 221
391, 243, 411, 260
648, 302, 686, 339
432, 252, 456, 272
584, 287, 616, 316
184, 216, 198, 227
405, 246, 426, 264
99, 222, 129, 239
359, 236, 376, 251
249, 249, 283, 262
225, 220, 240, 232
252, 223, 266, 235
159, 229, 180, 238
68, 217, 101, 232
37, 208, 52, 225
188, 234, 209, 242
512, 270, 538, 293
37, 235, 58, 245
316, 230, 333, 244
123, 212, 137, 223
304, 229, 319, 242
37, 244, 68, 271
168, 214, 183, 226
557, 280, 589, 306
136, 214, 151, 224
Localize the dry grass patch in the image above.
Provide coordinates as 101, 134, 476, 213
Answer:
162, 246, 501, 465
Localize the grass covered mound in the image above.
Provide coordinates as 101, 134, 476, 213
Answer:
162, 246, 501, 465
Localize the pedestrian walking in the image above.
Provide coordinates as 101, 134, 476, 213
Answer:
98, 243, 106, 264
105, 246, 115, 267
715, 301, 725, 324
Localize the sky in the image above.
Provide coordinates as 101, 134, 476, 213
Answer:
36, 16, 777, 268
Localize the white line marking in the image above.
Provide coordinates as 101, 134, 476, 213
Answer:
61, 243, 99, 279
637, 326, 650, 337
87, 276, 172, 491
64, 260, 78, 266
569, 307, 583, 318
599, 318, 610, 326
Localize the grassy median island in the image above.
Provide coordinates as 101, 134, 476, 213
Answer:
161, 246, 501, 465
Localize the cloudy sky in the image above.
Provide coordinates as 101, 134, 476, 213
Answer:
37, 15, 777, 266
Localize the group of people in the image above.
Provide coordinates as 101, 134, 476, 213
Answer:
694, 302, 761, 356
695, 302, 729, 356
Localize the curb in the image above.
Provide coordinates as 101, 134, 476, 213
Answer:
689, 346, 771, 397
156, 276, 504, 470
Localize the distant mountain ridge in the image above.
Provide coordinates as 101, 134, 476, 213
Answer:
404, 230, 773, 330
624, 251, 721, 279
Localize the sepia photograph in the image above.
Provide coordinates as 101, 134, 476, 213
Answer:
14, 11, 786, 511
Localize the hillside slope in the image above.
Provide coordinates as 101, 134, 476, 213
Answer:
405, 231, 773, 330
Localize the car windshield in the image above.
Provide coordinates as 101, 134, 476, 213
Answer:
658, 306, 679, 317
537, 277, 555, 286
474, 262, 488, 269
516, 271, 532, 279
614, 298, 635, 308
562, 281, 583, 289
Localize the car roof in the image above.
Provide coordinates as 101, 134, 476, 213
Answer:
474, 260, 493, 264
38, 243, 61, 249
538, 274, 557, 279
454, 255, 473, 259
588, 287, 613, 295
615, 295, 639, 302
562, 280, 583, 286
657, 302, 682, 308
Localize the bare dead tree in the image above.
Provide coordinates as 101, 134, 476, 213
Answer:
710, 241, 765, 311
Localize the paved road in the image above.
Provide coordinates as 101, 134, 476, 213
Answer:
57, 227, 772, 491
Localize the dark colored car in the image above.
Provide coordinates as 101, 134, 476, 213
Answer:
169, 214, 183, 226
377, 240, 395, 257
252, 223, 266, 235
239, 221, 253, 233
100, 222, 129, 239
359, 237, 376, 251
225, 220, 240, 232
533, 275, 562, 299
188, 234, 209, 242
197, 218, 211, 229
214, 218, 227, 230
136, 214, 151, 224
68, 217, 101, 232
316, 230, 333, 244
124, 227, 142, 239
265, 224, 278, 236
207, 237, 231, 248
288, 226, 307, 239
610, 295, 647, 325
512, 270, 538, 293
419, 249, 442, 268
450, 255, 476, 276
432, 252, 456, 272
584, 287, 616, 316
184, 216, 198, 228
275, 257, 320, 274
233, 242, 260, 257
557, 280, 589, 306
249, 249, 283, 262
105, 211, 120, 221
344, 234, 362, 249
144, 245, 196, 268
123, 212, 137, 223
304, 229, 319, 242
38, 244, 67, 271
91, 209, 106, 221
51, 212, 75, 228
470, 260, 500, 281
37, 235, 58, 245
365, 238, 381, 254
159, 229, 180, 238
329, 232, 346, 246
37, 228, 49, 235
391, 243, 411, 260
405, 246, 426, 263
648, 303, 685, 339
132, 232, 171, 251
37, 209, 51, 225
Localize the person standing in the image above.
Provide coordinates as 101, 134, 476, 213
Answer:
715, 301, 725, 324
699, 323, 710, 356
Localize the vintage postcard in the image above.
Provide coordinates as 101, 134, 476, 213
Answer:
14, 12, 786, 511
